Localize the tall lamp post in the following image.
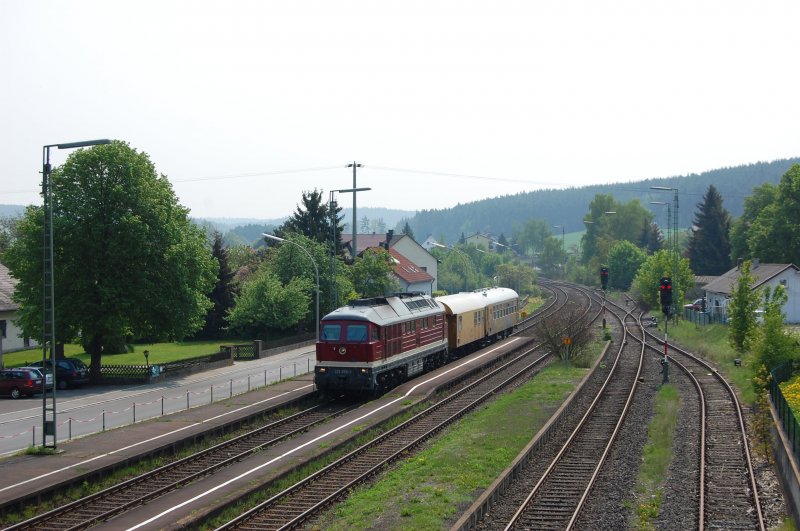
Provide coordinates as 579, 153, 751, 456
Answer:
553, 225, 565, 277
651, 186, 679, 316
41, 138, 111, 449
262, 234, 320, 342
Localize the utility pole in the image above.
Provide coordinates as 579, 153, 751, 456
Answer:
346, 162, 363, 261
330, 186, 370, 306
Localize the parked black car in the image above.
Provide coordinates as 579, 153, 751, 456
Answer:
30, 358, 90, 389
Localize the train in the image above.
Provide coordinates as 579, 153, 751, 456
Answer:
314, 287, 520, 394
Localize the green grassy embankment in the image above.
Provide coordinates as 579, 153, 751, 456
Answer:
313, 360, 594, 530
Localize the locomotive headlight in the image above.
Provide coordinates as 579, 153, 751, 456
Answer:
338, 346, 347, 355
360, 368, 369, 374
319, 367, 327, 373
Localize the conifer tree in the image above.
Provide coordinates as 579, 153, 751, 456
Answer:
276, 189, 342, 248
194, 231, 235, 339
687, 185, 732, 275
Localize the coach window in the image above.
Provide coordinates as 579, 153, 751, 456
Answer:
322, 324, 341, 341
347, 324, 368, 342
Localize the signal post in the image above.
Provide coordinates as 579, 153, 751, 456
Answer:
659, 277, 672, 383
600, 267, 609, 328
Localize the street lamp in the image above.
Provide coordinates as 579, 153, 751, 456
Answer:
651, 186, 679, 316
41, 138, 111, 449
262, 234, 320, 342
553, 225, 565, 277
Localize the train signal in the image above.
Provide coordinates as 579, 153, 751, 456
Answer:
600, 267, 609, 290
659, 277, 672, 315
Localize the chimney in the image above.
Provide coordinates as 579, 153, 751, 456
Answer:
386, 230, 394, 247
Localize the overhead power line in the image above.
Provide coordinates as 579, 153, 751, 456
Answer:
172, 165, 342, 183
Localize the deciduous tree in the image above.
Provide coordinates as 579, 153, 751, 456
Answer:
5, 141, 217, 376
730, 165, 800, 264
226, 267, 311, 336
351, 248, 397, 297
607, 240, 647, 290
754, 284, 796, 369
631, 249, 693, 312
727, 260, 761, 352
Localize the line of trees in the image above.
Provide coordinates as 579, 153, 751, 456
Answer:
2, 141, 797, 376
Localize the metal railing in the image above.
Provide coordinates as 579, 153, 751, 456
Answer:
770, 361, 800, 463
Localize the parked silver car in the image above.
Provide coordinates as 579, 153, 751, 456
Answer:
18, 366, 53, 391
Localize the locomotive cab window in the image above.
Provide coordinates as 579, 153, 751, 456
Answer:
346, 324, 368, 342
322, 324, 341, 341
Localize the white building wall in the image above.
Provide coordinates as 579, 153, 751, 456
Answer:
0, 310, 37, 354
773, 269, 800, 323
400, 280, 433, 295
393, 237, 438, 292
705, 269, 800, 324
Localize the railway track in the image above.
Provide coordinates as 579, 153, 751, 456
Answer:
215, 284, 597, 530
498, 289, 643, 530
465, 286, 766, 531
5, 282, 583, 530
5, 402, 356, 531
632, 308, 765, 531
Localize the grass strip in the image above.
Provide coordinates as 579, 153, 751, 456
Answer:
631, 383, 680, 530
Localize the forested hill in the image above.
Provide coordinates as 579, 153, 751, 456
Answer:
410, 158, 800, 244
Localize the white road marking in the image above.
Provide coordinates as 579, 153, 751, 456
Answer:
0, 384, 314, 494
126, 338, 520, 530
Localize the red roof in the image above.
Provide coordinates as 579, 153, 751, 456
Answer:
388, 249, 434, 284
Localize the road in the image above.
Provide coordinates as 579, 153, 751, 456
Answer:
0, 346, 316, 456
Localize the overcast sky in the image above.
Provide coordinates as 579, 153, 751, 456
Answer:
2, 1, 798, 220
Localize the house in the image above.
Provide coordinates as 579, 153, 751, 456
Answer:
342, 231, 439, 293
0, 263, 37, 363
420, 235, 440, 252
464, 232, 508, 253
465, 233, 494, 250
703, 260, 800, 323
387, 248, 435, 294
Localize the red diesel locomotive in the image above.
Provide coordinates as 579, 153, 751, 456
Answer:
315, 288, 519, 394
